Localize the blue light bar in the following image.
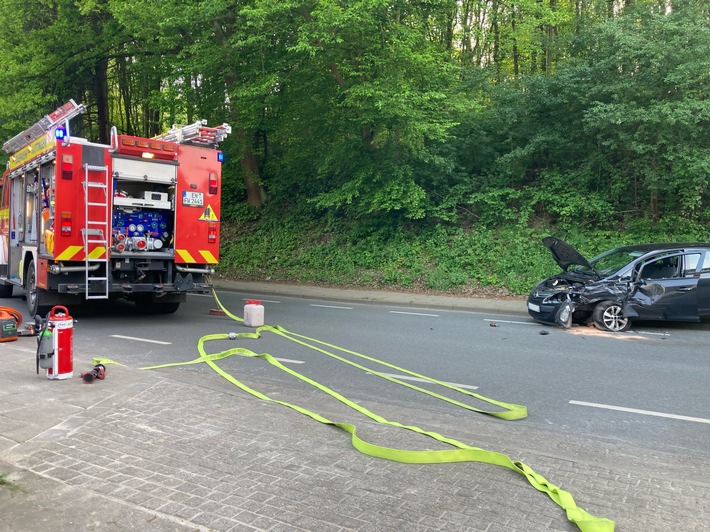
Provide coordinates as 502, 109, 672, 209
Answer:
55, 128, 66, 140
217, 152, 224, 162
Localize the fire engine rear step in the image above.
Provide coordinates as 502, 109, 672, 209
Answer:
82, 164, 110, 300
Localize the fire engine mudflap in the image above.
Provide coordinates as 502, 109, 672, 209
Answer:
0, 101, 230, 317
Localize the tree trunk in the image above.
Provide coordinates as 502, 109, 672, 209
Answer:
649, 190, 660, 221
546, 0, 558, 73
214, 19, 265, 207
238, 128, 263, 206
512, 9, 519, 76
117, 56, 132, 135
492, 0, 501, 81
94, 58, 110, 144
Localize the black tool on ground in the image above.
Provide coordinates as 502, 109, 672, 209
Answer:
81, 364, 106, 383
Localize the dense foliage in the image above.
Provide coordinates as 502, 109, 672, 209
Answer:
1, 0, 708, 294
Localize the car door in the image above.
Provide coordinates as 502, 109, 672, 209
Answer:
629, 253, 700, 321
697, 251, 710, 317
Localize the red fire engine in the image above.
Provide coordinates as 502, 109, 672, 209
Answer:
0, 100, 230, 316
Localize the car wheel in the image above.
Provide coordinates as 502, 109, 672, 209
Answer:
592, 301, 630, 332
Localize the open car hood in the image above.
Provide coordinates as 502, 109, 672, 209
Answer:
542, 237, 595, 272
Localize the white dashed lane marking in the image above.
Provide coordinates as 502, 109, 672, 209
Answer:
390, 311, 439, 317
484, 318, 536, 325
274, 358, 305, 365
570, 400, 710, 424
110, 335, 172, 345
370, 372, 478, 390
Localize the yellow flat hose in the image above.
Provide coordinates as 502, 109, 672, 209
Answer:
138, 290, 614, 532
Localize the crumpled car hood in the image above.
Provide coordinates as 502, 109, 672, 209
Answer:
542, 237, 595, 273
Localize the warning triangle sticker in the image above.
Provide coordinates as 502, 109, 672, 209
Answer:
199, 205, 219, 221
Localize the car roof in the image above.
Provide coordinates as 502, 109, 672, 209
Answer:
613, 242, 710, 254
617, 242, 710, 251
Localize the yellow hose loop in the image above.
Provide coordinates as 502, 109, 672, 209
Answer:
139, 289, 615, 532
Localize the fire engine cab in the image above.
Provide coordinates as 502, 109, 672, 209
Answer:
0, 100, 230, 316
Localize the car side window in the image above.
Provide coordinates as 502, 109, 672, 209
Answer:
640, 255, 680, 279
640, 260, 659, 279
701, 252, 710, 273
682, 253, 701, 277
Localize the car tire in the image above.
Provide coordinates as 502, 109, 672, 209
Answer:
592, 301, 630, 332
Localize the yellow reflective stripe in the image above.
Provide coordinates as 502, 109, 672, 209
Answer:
55, 246, 83, 261
199, 250, 217, 263
8, 134, 55, 170
176, 249, 195, 263
88, 247, 106, 259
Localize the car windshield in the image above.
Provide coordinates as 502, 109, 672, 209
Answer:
571, 248, 644, 277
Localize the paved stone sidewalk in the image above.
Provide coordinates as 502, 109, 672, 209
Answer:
2, 336, 709, 531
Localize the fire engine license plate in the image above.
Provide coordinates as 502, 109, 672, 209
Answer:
182, 191, 204, 206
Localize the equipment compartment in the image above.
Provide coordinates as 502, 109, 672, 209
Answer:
113, 181, 173, 210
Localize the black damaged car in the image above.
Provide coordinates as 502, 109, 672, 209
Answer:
527, 237, 710, 332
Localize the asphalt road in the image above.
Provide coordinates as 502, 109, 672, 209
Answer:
3, 286, 708, 465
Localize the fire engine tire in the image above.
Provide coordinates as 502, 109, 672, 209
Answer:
0, 283, 13, 298
159, 302, 181, 314
135, 300, 180, 315
26, 261, 51, 317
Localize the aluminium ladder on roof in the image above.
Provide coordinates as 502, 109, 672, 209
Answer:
153, 120, 231, 147
81, 164, 111, 300
2, 100, 86, 155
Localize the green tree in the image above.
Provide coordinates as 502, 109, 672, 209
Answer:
248, 0, 465, 218
579, 3, 710, 219
451, 2, 710, 228
0, 0, 165, 141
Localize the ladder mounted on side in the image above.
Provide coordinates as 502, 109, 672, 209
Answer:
153, 120, 231, 147
81, 164, 111, 300
2, 100, 86, 155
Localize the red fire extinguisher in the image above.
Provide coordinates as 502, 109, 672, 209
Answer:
36, 306, 74, 380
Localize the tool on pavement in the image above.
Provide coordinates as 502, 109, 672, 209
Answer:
80, 364, 106, 383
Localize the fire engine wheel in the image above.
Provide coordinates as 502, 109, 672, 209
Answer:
154, 302, 180, 314
135, 298, 180, 315
26, 261, 51, 317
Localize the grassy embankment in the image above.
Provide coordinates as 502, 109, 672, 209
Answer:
217, 208, 709, 297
